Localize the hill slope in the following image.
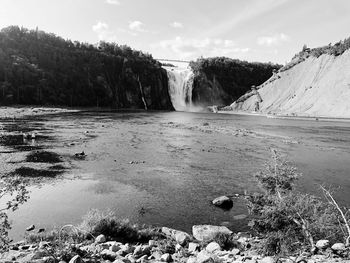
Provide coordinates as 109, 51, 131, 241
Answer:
231, 42, 350, 118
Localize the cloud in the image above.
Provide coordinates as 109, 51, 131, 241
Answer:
105, 0, 120, 5
92, 21, 109, 32
257, 33, 290, 46
204, 0, 290, 38
92, 21, 117, 42
170, 22, 183, 28
129, 21, 147, 32
152, 37, 249, 59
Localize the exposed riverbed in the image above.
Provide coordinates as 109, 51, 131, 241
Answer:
1, 108, 350, 241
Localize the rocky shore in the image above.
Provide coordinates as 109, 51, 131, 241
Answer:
1, 225, 349, 263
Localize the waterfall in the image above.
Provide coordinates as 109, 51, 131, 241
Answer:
164, 65, 195, 111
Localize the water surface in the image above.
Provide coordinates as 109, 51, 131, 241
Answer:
1, 110, 349, 240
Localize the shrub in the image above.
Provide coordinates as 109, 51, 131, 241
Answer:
79, 209, 164, 243
212, 232, 241, 250
0, 175, 29, 249
247, 150, 344, 255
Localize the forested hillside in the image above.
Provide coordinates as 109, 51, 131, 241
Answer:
189, 57, 281, 106
0, 26, 172, 109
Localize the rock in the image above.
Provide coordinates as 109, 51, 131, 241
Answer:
69, 255, 83, 263
187, 257, 197, 263
118, 243, 135, 255
175, 231, 191, 245
161, 227, 191, 245
206, 242, 221, 253
175, 243, 182, 252
37, 228, 45, 233
136, 255, 148, 263
148, 240, 157, 247
114, 259, 132, 263
215, 250, 229, 257
212, 196, 233, 209
95, 234, 107, 243
101, 249, 117, 260
192, 225, 232, 242
30, 249, 49, 260
315, 239, 330, 249
196, 250, 217, 263
110, 243, 121, 252
260, 256, 275, 263
188, 242, 199, 253
331, 242, 346, 251
38, 241, 50, 249
133, 245, 151, 258
19, 245, 30, 250
125, 254, 136, 263
26, 224, 35, 231
231, 248, 240, 255
161, 253, 172, 262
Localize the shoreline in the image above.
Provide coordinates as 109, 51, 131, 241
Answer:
217, 109, 350, 122
1, 222, 348, 263
1, 105, 350, 123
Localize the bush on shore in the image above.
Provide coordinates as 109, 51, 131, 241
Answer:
0, 175, 29, 250
79, 209, 164, 243
246, 150, 349, 255
26, 209, 164, 245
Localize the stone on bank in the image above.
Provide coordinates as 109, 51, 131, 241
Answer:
212, 196, 233, 209
192, 225, 233, 242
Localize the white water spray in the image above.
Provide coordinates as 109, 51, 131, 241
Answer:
164, 64, 196, 111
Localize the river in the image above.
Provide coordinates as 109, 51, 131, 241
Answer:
1, 110, 350, 241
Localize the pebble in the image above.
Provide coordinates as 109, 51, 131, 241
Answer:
95, 234, 107, 243
26, 224, 35, 231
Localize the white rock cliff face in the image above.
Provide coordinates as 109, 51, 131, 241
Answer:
231, 50, 350, 118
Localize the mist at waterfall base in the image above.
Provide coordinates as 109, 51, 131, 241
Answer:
164, 64, 205, 112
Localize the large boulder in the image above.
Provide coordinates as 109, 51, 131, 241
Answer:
192, 225, 232, 242
212, 196, 233, 209
161, 227, 191, 245
331, 243, 346, 251
315, 240, 330, 249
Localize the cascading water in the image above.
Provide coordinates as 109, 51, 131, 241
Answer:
164, 65, 195, 111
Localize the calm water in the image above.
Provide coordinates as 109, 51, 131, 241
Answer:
1, 110, 350, 240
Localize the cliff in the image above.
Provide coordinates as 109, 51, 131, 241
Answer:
231, 41, 350, 118
189, 57, 281, 107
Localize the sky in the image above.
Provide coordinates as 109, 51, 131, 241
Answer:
1, 0, 350, 64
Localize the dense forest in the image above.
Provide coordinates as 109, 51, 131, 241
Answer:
189, 57, 281, 106
0, 26, 172, 109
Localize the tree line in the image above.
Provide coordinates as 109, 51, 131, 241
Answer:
0, 26, 171, 109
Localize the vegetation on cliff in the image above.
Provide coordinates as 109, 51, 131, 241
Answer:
0, 26, 172, 109
189, 57, 281, 106
280, 37, 350, 73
